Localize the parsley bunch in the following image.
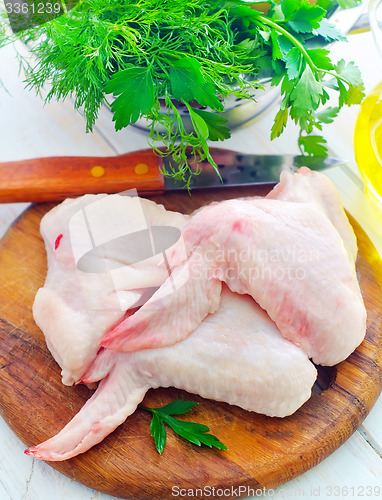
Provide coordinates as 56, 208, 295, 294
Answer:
140, 399, 227, 454
241, 0, 365, 155
0, 0, 364, 184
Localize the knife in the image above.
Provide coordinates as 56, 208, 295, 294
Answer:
0, 148, 344, 203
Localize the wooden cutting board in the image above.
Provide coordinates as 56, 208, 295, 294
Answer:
0, 186, 381, 500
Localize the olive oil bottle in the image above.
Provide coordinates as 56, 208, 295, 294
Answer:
354, 83, 382, 218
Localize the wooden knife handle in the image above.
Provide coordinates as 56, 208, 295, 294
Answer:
0, 149, 165, 203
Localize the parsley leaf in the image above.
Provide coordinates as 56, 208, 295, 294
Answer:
150, 412, 167, 454
187, 104, 223, 182
286, 2, 326, 33
105, 67, 155, 129
334, 59, 365, 105
335, 59, 364, 87
337, 0, 362, 8
290, 66, 324, 116
271, 107, 289, 139
188, 106, 210, 142
271, 31, 284, 59
169, 58, 223, 111
313, 19, 346, 42
299, 134, 328, 155
315, 106, 340, 124
140, 399, 227, 454
281, 0, 301, 21
346, 82, 366, 105
285, 47, 303, 79
306, 48, 334, 71
188, 108, 231, 142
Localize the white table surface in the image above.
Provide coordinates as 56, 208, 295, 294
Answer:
0, 17, 381, 500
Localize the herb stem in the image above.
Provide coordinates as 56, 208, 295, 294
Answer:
256, 13, 354, 88
255, 14, 317, 74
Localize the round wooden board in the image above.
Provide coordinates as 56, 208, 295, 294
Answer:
0, 186, 381, 500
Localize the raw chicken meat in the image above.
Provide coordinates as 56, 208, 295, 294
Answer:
267, 167, 358, 262
33, 193, 188, 385
102, 169, 366, 366
26, 287, 318, 461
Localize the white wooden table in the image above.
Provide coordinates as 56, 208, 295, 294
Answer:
0, 22, 381, 500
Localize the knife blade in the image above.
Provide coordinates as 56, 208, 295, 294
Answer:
0, 148, 345, 203
164, 151, 344, 190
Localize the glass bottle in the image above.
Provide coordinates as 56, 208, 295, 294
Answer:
354, 0, 382, 219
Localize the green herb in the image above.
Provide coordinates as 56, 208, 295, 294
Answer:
140, 399, 227, 454
241, 1, 365, 156
0, 0, 364, 184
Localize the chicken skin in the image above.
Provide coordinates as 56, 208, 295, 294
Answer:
33, 193, 187, 385
26, 287, 317, 461
102, 169, 366, 366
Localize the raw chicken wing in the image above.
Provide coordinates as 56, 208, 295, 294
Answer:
33, 193, 187, 385
26, 288, 317, 461
102, 170, 366, 366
